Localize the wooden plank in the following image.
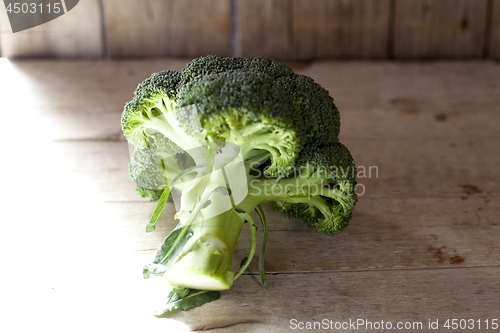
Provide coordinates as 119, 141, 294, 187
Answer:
18, 104, 500, 142
296, 61, 500, 123
340, 109, 500, 141
238, 0, 289, 60
393, 0, 489, 58
8, 59, 190, 88
294, 62, 500, 140
176, 268, 500, 331
0, 0, 102, 58
490, 0, 500, 58
6, 60, 500, 142
112, 195, 500, 272
4, 59, 191, 141
102, 0, 231, 58
349, 138, 500, 198
291, 0, 390, 60
7, 256, 499, 332
294, 61, 500, 103
39, 136, 500, 203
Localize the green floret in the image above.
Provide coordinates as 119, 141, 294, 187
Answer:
277, 74, 340, 146
180, 55, 245, 83
128, 136, 191, 201
121, 70, 204, 155
239, 143, 357, 235
180, 55, 294, 84
121, 70, 185, 149
241, 56, 294, 79
128, 147, 167, 201
278, 144, 357, 235
134, 70, 181, 101
148, 132, 184, 155
129, 148, 165, 191
177, 70, 303, 176
273, 179, 356, 235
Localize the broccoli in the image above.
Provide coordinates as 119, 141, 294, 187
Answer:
122, 56, 357, 316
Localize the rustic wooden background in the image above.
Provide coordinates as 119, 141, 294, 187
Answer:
1, 0, 500, 59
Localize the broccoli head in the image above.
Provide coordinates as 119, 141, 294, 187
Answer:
121, 55, 357, 316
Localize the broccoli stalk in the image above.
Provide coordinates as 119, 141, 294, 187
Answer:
163, 208, 247, 290
139, 140, 258, 292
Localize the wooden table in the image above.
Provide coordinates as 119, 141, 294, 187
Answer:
1, 59, 499, 332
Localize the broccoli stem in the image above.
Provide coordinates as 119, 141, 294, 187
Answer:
276, 195, 332, 219
318, 186, 351, 211
142, 117, 200, 157
233, 165, 353, 220
163, 209, 246, 290
233, 212, 257, 281
255, 204, 269, 289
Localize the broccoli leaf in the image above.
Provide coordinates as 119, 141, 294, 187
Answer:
155, 289, 221, 317
146, 186, 171, 232
143, 225, 194, 278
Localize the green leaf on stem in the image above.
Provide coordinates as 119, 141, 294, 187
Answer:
146, 186, 171, 232
155, 289, 221, 317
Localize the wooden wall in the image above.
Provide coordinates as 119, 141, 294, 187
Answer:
0, 0, 103, 58
1, 0, 499, 59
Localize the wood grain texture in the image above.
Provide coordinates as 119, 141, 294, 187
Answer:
291, 0, 390, 60
4, 59, 191, 141
238, 0, 289, 60
11, 60, 500, 141
295, 61, 500, 139
490, 0, 500, 58
5, 60, 499, 200
175, 268, 500, 332
394, 0, 489, 58
124, 195, 500, 273
35, 136, 499, 204
2, 60, 499, 332
0, 0, 102, 58
102, 0, 231, 57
